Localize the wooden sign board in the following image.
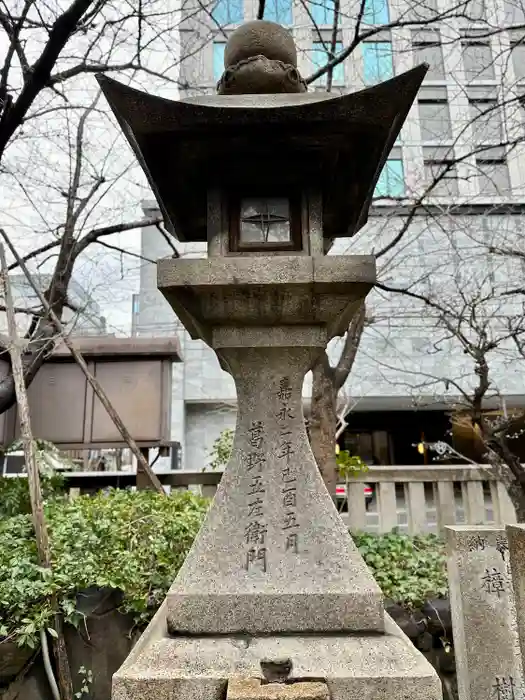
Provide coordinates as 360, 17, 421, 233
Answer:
0, 337, 181, 450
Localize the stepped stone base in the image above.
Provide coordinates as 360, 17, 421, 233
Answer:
112, 607, 442, 700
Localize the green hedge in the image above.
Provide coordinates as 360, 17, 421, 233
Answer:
0, 481, 448, 648
0, 488, 208, 647
353, 530, 448, 608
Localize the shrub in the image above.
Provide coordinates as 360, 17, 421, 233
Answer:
0, 483, 448, 649
0, 473, 65, 519
0, 489, 208, 647
353, 529, 448, 608
208, 429, 234, 470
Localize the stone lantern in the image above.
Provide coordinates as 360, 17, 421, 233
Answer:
99, 21, 440, 700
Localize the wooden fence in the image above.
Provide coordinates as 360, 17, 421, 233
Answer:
7, 463, 517, 534
172, 464, 518, 534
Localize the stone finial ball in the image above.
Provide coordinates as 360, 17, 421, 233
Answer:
224, 20, 298, 69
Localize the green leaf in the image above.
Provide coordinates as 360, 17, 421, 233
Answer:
0, 487, 209, 647
352, 529, 447, 610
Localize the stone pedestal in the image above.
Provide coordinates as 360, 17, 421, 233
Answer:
507, 524, 525, 666
112, 608, 441, 700
111, 333, 442, 700
167, 343, 383, 635
446, 526, 524, 700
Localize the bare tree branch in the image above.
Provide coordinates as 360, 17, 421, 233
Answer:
257, 0, 266, 20
0, 0, 96, 157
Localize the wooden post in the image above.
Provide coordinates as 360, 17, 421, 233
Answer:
137, 447, 152, 490
0, 244, 50, 563
0, 243, 74, 700
0, 228, 165, 495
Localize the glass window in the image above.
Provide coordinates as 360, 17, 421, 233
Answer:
468, 0, 486, 20
311, 41, 344, 85
418, 100, 452, 141
469, 99, 503, 143
423, 156, 459, 196
512, 42, 525, 80
412, 31, 445, 80
362, 0, 390, 25
362, 42, 394, 85
462, 42, 496, 81
212, 0, 243, 24
405, 0, 438, 19
309, 0, 336, 25
213, 42, 226, 81
240, 198, 291, 244
375, 159, 405, 197
264, 0, 292, 24
477, 159, 510, 195
505, 0, 525, 24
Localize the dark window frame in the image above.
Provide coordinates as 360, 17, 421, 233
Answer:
228, 191, 303, 253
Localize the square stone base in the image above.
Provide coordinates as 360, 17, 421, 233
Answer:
112, 606, 442, 700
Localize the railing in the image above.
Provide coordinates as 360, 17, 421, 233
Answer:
171, 464, 518, 534
5, 463, 517, 534
339, 465, 517, 534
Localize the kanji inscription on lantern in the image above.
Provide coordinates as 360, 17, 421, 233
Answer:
276, 376, 293, 402
248, 420, 265, 449
244, 420, 268, 573
285, 532, 299, 553
248, 474, 265, 495
246, 546, 267, 572
243, 451, 266, 472
248, 498, 264, 518
275, 376, 299, 554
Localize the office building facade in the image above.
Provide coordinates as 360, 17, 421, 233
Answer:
135, 0, 525, 469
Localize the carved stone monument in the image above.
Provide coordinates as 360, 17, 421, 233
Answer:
447, 526, 524, 700
98, 20, 441, 700
507, 524, 525, 665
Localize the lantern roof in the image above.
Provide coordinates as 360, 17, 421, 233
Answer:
97, 65, 427, 243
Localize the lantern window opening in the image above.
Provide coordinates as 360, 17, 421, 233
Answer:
229, 192, 303, 253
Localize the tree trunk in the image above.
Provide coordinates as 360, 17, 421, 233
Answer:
309, 357, 338, 497
488, 439, 525, 521
308, 304, 366, 496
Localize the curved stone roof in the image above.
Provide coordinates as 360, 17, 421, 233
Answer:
98, 64, 427, 243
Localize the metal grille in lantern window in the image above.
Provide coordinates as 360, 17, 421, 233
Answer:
240, 198, 291, 244
239, 197, 292, 246
229, 195, 302, 252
